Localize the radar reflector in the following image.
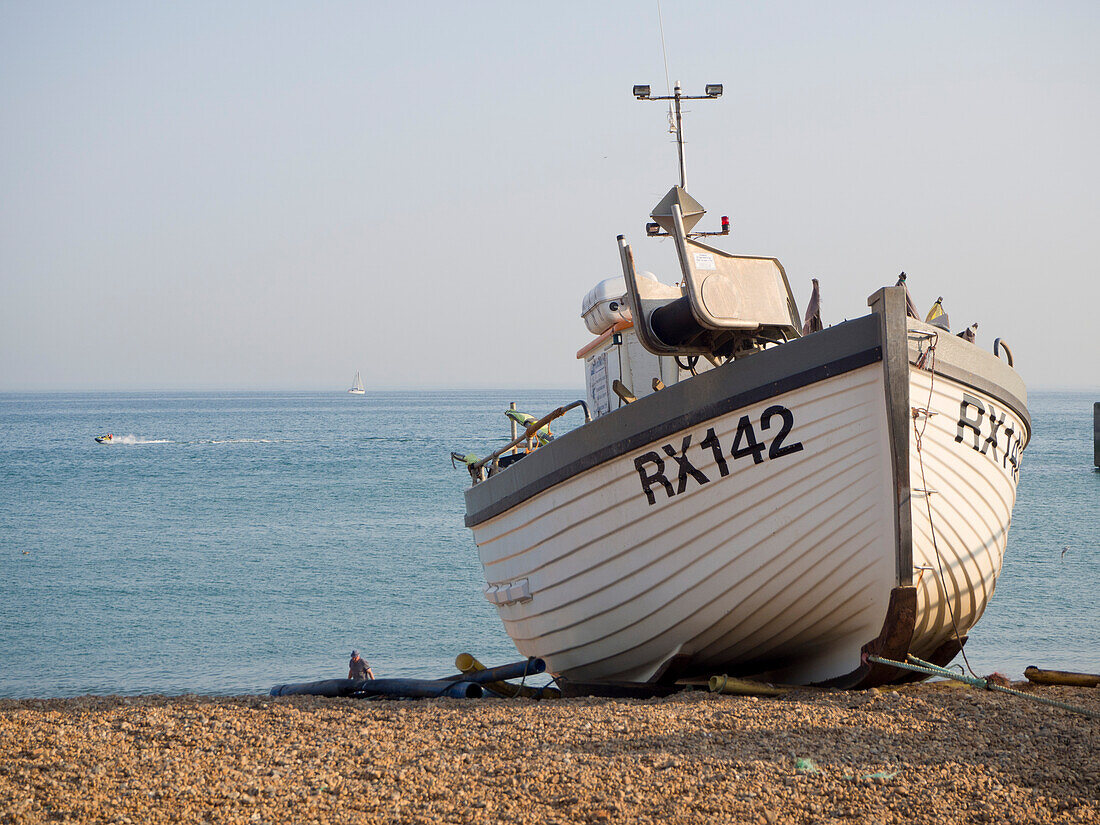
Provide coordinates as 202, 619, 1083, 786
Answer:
650, 186, 705, 235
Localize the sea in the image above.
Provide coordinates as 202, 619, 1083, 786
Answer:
0, 390, 1097, 699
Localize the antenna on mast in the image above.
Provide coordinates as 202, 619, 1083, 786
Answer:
655, 0, 675, 132
632, 82, 723, 191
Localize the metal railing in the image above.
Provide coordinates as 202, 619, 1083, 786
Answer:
993, 337, 1014, 367
466, 400, 591, 482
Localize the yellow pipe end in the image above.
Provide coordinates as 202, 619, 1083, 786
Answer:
708, 674, 788, 696
455, 653, 486, 673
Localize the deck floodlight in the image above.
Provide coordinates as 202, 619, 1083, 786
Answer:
646, 222, 661, 236
705, 84, 723, 98
633, 85, 651, 99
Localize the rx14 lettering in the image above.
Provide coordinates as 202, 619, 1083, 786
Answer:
634, 405, 804, 506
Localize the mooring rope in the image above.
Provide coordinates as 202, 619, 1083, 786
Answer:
911, 331, 978, 678
516, 657, 531, 698
867, 654, 1100, 720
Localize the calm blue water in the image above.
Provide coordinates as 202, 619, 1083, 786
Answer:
0, 390, 1096, 698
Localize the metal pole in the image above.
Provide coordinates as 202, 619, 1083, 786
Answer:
509, 401, 517, 454
1094, 401, 1099, 469
472, 400, 590, 478
635, 82, 720, 190
673, 83, 686, 189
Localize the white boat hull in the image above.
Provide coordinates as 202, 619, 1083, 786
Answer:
905, 335, 1027, 663
464, 289, 1029, 687
475, 366, 896, 683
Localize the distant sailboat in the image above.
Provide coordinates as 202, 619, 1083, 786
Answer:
347, 371, 366, 395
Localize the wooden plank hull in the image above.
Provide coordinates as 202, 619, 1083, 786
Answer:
906, 329, 1027, 661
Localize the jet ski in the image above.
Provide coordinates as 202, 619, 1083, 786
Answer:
95, 433, 114, 444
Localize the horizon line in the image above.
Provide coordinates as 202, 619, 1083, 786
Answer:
0, 384, 1096, 396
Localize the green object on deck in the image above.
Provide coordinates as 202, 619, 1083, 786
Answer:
505, 409, 553, 446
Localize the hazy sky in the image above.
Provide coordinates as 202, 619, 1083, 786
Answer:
2, 2, 1097, 391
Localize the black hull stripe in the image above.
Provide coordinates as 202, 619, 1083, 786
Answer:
466, 316, 884, 526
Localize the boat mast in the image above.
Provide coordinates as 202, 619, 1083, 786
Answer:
673, 85, 686, 189
632, 82, 724, 190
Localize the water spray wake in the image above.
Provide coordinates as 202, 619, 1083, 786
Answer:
96, 435, 285, 446
110, 434, 173, 445
205, 439, 280, 444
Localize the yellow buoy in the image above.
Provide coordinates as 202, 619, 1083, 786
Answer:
1024, 667, 1100, 688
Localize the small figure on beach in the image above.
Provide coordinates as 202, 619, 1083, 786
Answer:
349, 650, 374, 680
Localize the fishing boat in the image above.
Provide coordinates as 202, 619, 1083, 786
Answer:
348, 371, 366, 395
454, 83, 1029, 688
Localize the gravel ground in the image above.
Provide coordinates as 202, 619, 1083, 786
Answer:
1, 682, 1097, 824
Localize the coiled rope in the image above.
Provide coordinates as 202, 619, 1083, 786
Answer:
868, 654, 1100, 720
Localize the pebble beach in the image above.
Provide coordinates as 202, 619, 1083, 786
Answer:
1, 682, 1097, 825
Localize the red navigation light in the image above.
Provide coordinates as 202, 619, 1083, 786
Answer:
721, 216, 730, 233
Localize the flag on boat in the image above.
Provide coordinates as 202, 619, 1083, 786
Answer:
896, 273, 920, 319
801, 278, 823, 335
925, 298, 950, 331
